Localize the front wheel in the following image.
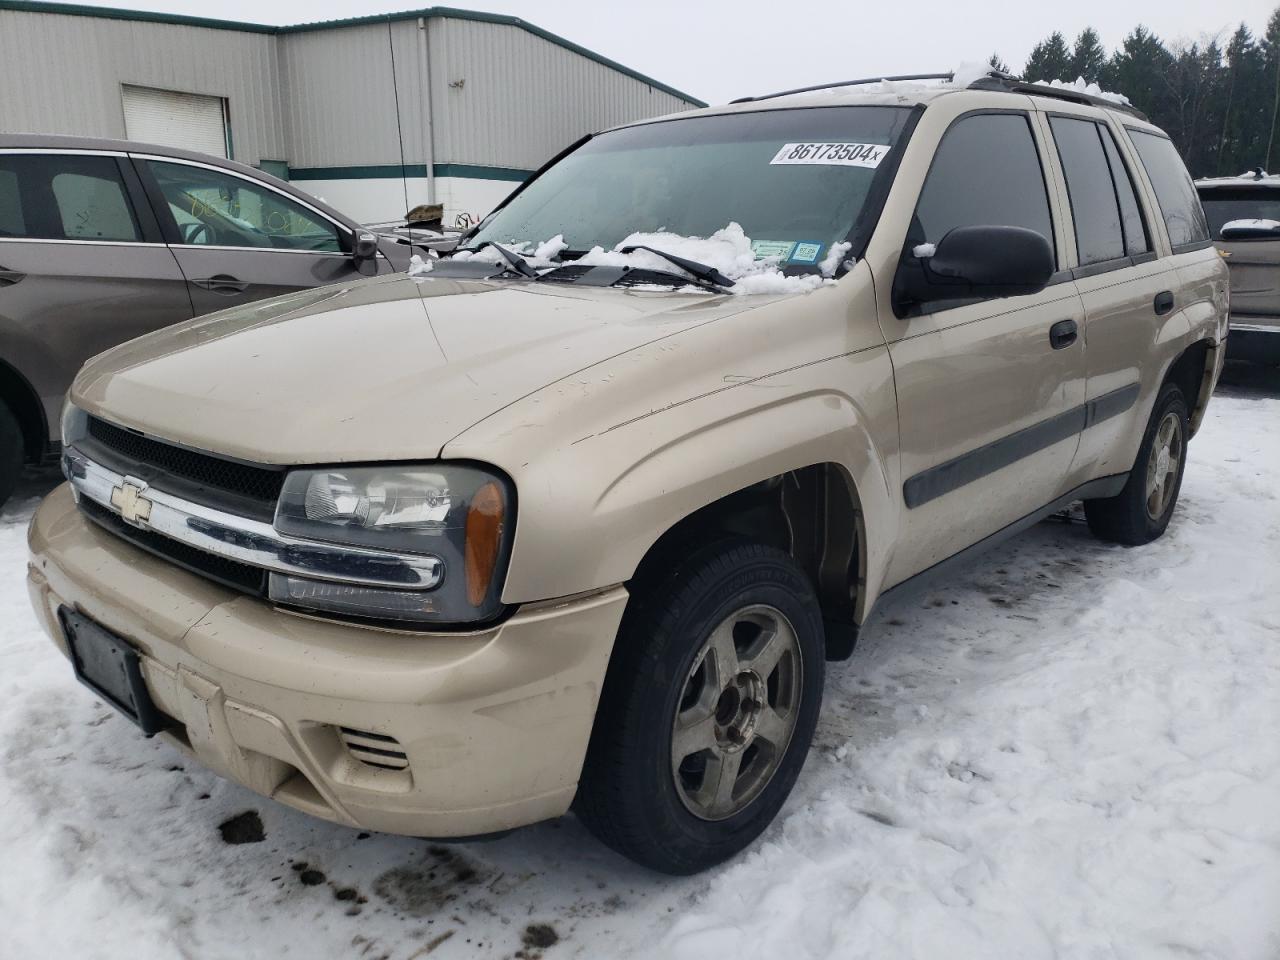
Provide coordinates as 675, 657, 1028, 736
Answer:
1084, 382, 1189, 545
575, 541, 825, 874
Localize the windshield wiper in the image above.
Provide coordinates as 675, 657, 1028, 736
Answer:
618, 244, 735, 290
450, 240, 538, 278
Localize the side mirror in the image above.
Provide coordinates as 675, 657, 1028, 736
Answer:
353, 231, 379, 261
1219, 218, 1280, 241
898, 225, 1054, 306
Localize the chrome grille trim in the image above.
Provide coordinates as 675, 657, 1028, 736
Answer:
65, 450, 443, 591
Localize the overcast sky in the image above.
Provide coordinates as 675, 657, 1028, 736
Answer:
67, 0, 1280, 104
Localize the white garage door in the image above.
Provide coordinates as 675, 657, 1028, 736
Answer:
121, 85, 228, 158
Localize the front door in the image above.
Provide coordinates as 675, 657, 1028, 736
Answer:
0, 150, 193, 429
879, 111, 1087, 586
136, 157, 387, 316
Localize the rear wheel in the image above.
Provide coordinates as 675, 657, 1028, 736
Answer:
575, 540, 825, 874
0, 400, 23, 510
1084, 382, 1189, 545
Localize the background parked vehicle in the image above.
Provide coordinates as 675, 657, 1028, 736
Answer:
1196, 169, 1280, 366
0, 134, 422, 507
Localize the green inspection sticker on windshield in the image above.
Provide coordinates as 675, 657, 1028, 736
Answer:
789, 242, 823, 264
751, 240, 796, 260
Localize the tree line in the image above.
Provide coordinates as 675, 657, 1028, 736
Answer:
990, 9, 1280, 178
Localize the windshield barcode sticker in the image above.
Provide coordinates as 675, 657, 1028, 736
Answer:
770, 142, 889, 168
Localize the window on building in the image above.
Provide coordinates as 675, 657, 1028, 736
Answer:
147, 161, 341, 252
1128, 129, 1210, 249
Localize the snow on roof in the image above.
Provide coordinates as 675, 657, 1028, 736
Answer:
1196, 169, 1280, 188
1027, 77, 1132, 106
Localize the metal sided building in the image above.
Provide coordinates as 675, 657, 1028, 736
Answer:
0, 1, 705, 224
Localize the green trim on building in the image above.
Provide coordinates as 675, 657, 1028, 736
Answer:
0, 1, 708, 107
288, 162, 532, 183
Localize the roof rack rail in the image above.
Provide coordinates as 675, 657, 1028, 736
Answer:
728, 69, 1149, 121
967, 75, 1149, 121
729, 73, 954, 104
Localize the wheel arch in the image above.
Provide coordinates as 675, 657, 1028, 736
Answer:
1160, 337, 1217, 437
628, 461, 869, 661
0, 355, 48, 462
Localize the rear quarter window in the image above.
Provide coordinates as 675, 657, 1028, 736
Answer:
0, 167, 23, 236
1128, 130, 1209, 249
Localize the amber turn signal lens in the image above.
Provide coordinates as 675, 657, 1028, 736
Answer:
465, 481, 505, 607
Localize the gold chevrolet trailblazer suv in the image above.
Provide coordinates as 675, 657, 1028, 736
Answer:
28, 71, 1227, 874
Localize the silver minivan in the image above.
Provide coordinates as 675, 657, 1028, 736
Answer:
0, 134, 417, 506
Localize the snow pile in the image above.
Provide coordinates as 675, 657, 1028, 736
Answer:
407, 253, 432, 276
1, 387, 1276, 959
1030, 76, 1132, 105
446, 223, 845, 295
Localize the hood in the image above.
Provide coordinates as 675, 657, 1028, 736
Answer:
71, 274, 772, 464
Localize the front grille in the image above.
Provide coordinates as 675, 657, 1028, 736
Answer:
80, 497, 266, 595
338, 727, 410, 771
83, 417, 285, 521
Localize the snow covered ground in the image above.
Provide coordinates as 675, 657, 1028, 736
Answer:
1, 365, 1277, 960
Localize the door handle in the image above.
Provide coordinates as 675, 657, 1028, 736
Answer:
192, 274, 249, 294
0, 267, 25, 287
1049, 318, 1078, 350
1154, 290, 1175, 315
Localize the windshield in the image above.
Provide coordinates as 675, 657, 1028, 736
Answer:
464, 106, 914, 271
1199, 188, 1280, 238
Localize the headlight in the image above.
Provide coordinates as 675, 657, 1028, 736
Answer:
271, 464, 514, 625
60, 402, 88, 481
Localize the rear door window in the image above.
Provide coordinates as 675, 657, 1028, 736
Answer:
0, 155, 141, 242
1049, 116, 1126, 265
1128, 130, 1209, 249
0, 167, 24, 236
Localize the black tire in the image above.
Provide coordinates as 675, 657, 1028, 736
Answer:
1084, 382, 1189, 545
575, 540, 825, 875
0, 399, 23, 510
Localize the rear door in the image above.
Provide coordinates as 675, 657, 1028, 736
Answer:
1039, 108, 1178, 485
133, 155, 391, 316
0, 149, 193, 429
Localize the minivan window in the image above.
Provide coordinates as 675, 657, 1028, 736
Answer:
0, 155, 140, 242
910, 112, 1054, 257
1050, 116, 1126, 265
1198, 188, 1280, 239
1128, 130, 1210, 248
465, 106, 914, 269
148, 161, 342, 253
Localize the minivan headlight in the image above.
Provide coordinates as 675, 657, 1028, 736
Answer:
272, 464, 514, 624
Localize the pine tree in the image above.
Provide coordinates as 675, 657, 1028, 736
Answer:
1070, 28, 1107, 83
1024, 32, 1073, 83
989, 53, 1010, 74
1262, 8, 1280, 168
1104, 26, 1172, 119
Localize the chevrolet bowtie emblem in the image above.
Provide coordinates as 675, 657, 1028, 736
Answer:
111, 479, 153, 525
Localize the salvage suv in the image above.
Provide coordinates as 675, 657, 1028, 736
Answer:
28, 71, 1227, 875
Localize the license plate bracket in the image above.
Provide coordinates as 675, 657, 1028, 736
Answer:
59, 607, 170, 737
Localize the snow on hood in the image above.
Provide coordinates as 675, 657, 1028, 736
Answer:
429, 223, 850, 296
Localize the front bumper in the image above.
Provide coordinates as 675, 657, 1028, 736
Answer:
27, 483, 627, 837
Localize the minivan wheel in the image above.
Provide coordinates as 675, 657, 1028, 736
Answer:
1084, 382, 1189, 545
575, 540, 825, 875
0, 400, 23, 510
